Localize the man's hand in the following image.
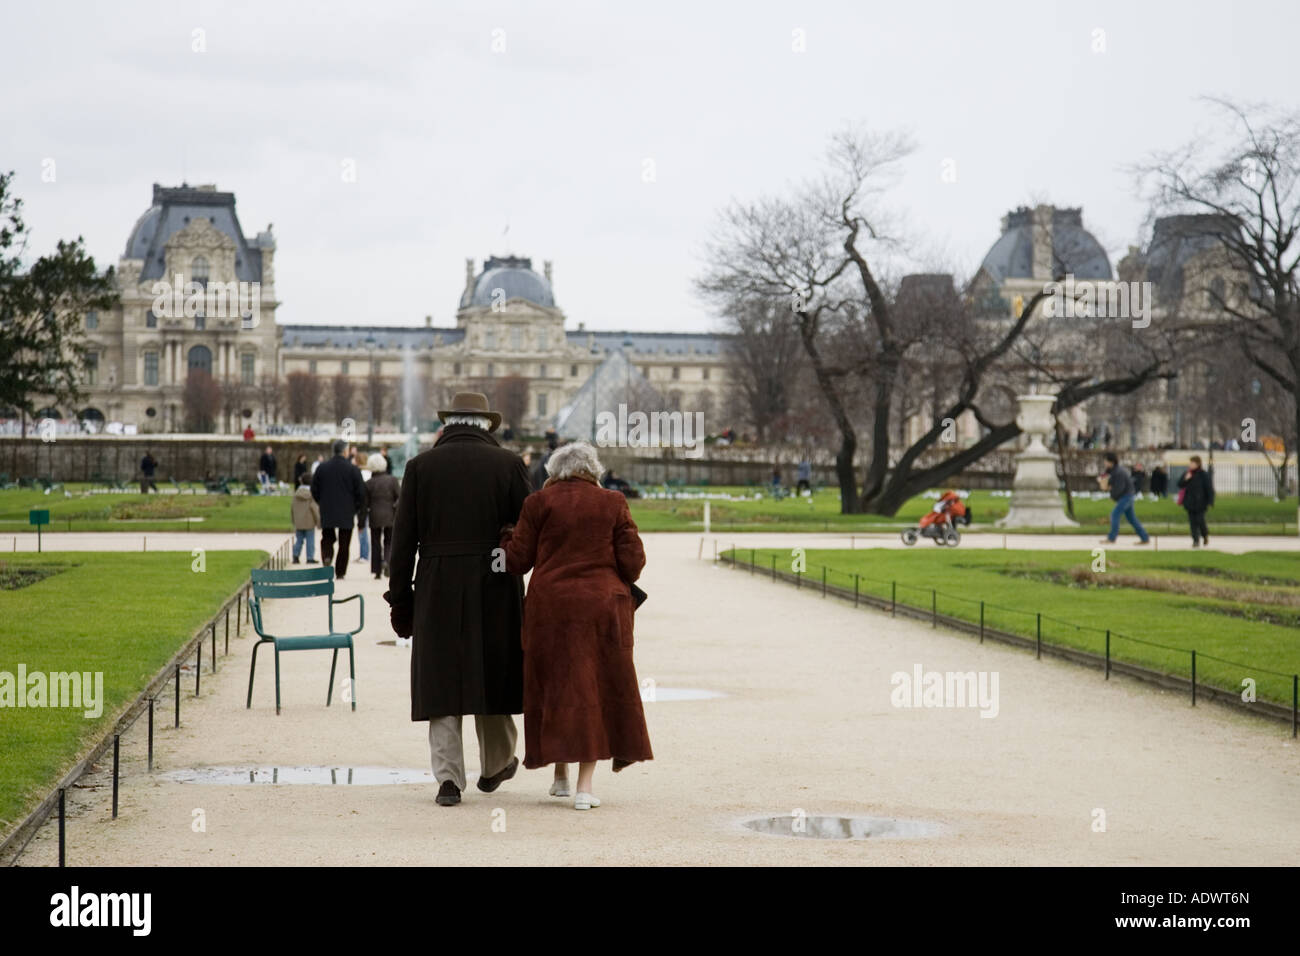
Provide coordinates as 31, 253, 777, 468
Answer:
383, 589, 414, 638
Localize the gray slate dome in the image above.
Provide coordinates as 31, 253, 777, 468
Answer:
460, 256, 555, 309
123, 183, 265, 283
979, 207, 1111, 282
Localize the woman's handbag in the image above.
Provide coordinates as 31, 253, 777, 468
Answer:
1177, 486, 1186, 506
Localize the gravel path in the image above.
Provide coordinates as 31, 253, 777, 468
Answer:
19, 532, 1299, 866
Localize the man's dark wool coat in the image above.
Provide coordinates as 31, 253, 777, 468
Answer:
310, 453, 366, 528
388, 425, 531, 720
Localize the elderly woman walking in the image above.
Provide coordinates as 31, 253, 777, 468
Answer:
501, 441, 652, 810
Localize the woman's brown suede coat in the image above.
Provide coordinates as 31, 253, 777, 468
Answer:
501, 477, 653, 769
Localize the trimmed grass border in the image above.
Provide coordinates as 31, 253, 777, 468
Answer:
720, 546, 1300, 735
0, 538, 294, 865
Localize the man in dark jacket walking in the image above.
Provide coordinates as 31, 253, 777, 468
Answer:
387, 392, 531, 807
1100, 452, 1150, 545
1177, 455, 1215, 547
258, 445, 277, 491
310, 440, 366, 579
139, 450, 158, 494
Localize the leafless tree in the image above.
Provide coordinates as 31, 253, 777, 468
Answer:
718, 296, 805, 441
285, 370, 321, 424
699, 126, 1183, 514
219, 377, 248, 434
1136, 98, 1300, 484
256, 373, 283, 426
182, 369, 220, 433
330, 373, 354, 424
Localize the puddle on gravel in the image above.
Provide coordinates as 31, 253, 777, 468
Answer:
743, 814, 942, 840
641, 686, 725, 702
160, 766, 435, 785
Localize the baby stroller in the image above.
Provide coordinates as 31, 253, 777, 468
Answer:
901, 490, 971, 547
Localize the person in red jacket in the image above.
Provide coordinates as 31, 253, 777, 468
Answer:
500, 440, 652, 811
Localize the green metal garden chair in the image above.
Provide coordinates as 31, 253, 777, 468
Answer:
246, 566, 363, 714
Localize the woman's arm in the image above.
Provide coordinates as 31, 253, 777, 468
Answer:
502, 492, 542, 576
614, 497, 646, 584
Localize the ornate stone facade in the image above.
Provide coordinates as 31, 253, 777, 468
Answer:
76, 183, 281, 433
279, 256, 727, 435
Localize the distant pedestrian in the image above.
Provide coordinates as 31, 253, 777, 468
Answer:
243, 425, 255, 441
139, 450, 158, 494
365, 453, 400, 579
258, 445, 277, 491
530, 429, 559, 491
291, 481, 320, 564
1150, 465, 1169, 498
1177, 456, 1215, 548
311, 439, 366, 579
293, 454, 309, 487
1099, 452, 1150, 545
311, 454, 324, 476
1132, 462, 1147, 495
796, 458, 812, 495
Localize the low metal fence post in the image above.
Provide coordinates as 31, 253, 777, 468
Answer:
58, 788, 65, 867
112, 734, 120, 819
931, 590, 937, 628
821, 566, 826, 596
195, 646, 201, 696
750, 549, 755, 574
1191, 650, 1197, 706
771, 555, 776, 580
1105, 630, 1111, 680
174, 664, 180, 727
225, 607, 230, 654
147, 697, 154, 771
1036, 613, 1042, 660
211, 625, 217, 673
891, 581, 896, 617
979, 601, 984, 643
854, 574, 859, 607
1293, 675, 1298, 739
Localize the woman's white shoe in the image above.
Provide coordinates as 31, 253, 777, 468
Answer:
573, 792, 600, 810
549, 779, 571, 797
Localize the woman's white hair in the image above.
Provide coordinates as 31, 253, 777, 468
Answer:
444, 414, 492, 430
545, 441, 604, 481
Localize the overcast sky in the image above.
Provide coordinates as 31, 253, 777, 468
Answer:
4, 0, 1296, 333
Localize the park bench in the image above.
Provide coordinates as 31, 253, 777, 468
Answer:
204, 476, 232, 494
37, 476, 64, 493
18, 476, 35, 489
243, 479, 262, 495
246, 566, 363, 715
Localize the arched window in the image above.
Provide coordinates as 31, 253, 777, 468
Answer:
1209, 277, 1226, 308
187, 345, 213, 375
192, 256, 210, 289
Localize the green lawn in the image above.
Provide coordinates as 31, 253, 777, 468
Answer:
0, 484, 1297, 535
630, 487, 1299, 534
0, 550, 265, 836
724, 546, 1300, 707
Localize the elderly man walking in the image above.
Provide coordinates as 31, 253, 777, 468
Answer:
311, 439, 366, 579
386, 392, 532, 807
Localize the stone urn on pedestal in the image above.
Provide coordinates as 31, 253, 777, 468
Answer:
996, 393, 1078, 528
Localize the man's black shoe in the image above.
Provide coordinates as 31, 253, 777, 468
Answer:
436, 780, 461, 806
477, 756, 519, 793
